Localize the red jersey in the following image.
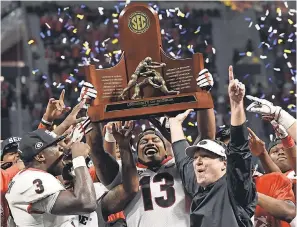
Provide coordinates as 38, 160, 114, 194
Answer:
254, 172, 295, 227
1, 165, 21, 227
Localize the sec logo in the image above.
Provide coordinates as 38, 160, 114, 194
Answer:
128, 12, 150, 34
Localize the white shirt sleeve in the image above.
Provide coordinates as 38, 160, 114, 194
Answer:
31, 191, 60, 214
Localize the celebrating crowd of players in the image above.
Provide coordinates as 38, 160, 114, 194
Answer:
1, 66, 296, 227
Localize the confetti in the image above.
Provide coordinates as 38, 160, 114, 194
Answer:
32, 69, 39, 75
212, 47, 216, 54
246, 51, 252, 57
265, 9, 269, 16
40, 32, 45, 39
77, 14, 84, 20
273, 68, 281, 71
112, 39, 118, 44
288, 19, 294, 25
248, 21, 253, 28
260, 55, 267, 59
287, 62, 292, 68
98, 7, 104, 15
186, 136, 192, 143
28, 40, 34, 45
104, 18, 109, 25
284, 49, 291, 53
45, 23, 51, 29
255, 24, 260, 30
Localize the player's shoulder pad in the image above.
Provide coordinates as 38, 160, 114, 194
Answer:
13, 169, 65, 203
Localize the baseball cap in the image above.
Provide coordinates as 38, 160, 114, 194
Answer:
186, 139, 227, 159
19, 129, 65, 162
267, 139, 282, 153
1, 137, 21, 159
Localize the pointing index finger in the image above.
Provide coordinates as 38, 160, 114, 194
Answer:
247, 127, 257, 139
59, 89, 65, 101
229, 65, 234, 81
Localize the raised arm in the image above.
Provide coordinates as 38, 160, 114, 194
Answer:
51, 142, 97, 215
169, 109, 199, 197
194, 68, 215, 143
100, 122, 139, 218
246, 96, 296, 142
86, 122, 120, 187
39, 89, 71, 130
226, 66, 257, 210
194, 109, 216, 143
247, 127, 282, 173
53, 100, 87, 136
102, 123, 117, 159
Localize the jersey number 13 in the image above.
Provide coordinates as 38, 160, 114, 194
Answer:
139, 172, 176, 211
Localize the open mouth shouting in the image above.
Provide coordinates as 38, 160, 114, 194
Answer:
144, 146, 159, 157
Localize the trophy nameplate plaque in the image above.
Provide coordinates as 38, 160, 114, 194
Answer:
83, 3, 214, 122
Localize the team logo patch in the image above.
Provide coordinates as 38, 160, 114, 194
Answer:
199, 141, 207, 145
35, 142, 43, 150
128, 11, 150, 34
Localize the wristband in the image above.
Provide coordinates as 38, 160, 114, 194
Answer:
278, 109, 296, 130
105, 131, 116, 142
72, 156, 86, 169
282, 136, 295, 149
41, 118, 53, 126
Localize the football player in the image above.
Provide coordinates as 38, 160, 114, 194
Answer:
6, 129, 97, 227
84, 68, 216, 227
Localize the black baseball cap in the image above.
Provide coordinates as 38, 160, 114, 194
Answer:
19, 129, 65, 162
1, 137, 21, 159
267, 139, 282, 153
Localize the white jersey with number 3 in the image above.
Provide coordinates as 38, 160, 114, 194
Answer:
114, 158, 190, 227
5, 168, 76, 227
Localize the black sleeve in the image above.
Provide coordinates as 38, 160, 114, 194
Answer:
226, 122, 257, 211
172, 140, 199, 197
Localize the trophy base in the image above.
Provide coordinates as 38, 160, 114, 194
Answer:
88, 91, 213, 122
